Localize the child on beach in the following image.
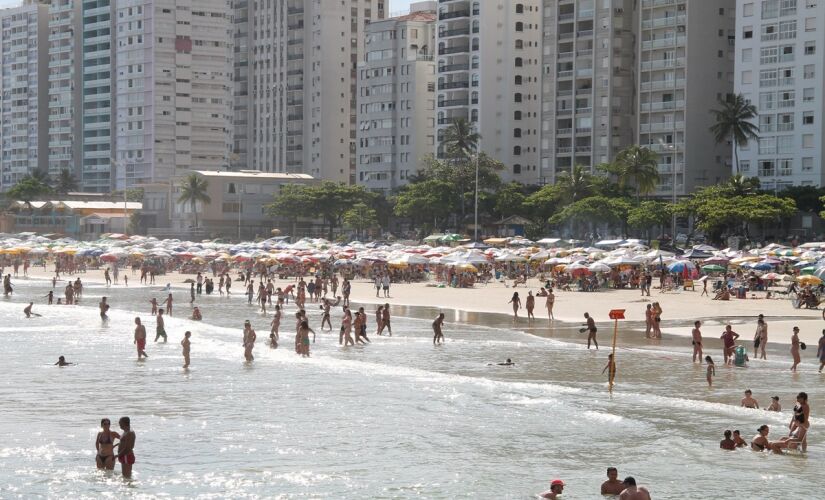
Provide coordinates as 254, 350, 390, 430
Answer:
705, 356, 715, 387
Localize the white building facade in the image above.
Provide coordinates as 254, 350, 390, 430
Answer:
0, 2, 48, 190
114, 0, 232, 190
436, 0, 542, 184
735, 0, 825, 189
356, 3, 437, 193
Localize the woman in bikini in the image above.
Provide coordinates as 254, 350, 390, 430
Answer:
95, 418, 120, 470
545, 289, 555, 321
791, 392, 810, 452
508, 292, 521, 319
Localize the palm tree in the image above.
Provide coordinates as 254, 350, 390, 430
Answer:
710, 93, 759, 174
726, 173, 760, 196
442, 118, 480, 159
177, 173, 211, 230
556, 165, 595, 203
611, 145, 660, 201
54, 169, 78, 194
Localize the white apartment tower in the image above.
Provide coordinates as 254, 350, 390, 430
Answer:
0, 2, 49, 190
81, 0, 116, 192
243, 0, 385, 183
46, 0, 83, 179
540, 0, 637, 184
436, 0, 542, 184
114, 0, 232, 190
735, 0, 824, 189
637, 0, 736, 195
356, 2, 437, 193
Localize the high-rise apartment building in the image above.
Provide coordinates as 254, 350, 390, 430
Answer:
46, 0, 83, 179
637, 0, 736, 195
735, 0, 824, 189
356, 2, 436, 193
0, 2, 48, 190
435, 0, 542, 184
241, 0, 384, 182
540, 0, 637, 184
80, 0, 116, 192
114, 0, 232, 190
231, 0, 250, 171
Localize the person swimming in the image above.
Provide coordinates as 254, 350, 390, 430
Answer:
54, 355, 73, 366
489, 358, 515, 366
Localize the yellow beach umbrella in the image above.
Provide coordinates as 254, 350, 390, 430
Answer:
797, 275, 822, 286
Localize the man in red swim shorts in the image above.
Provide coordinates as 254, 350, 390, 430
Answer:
116, 416, 136, 478
134, 317, 148, 359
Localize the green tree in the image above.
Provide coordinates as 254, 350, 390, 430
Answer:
343, 202, 378, 240
54, 169, 78, 194
627, 201, 673, 240
550, 196, 632, 239
607, 145, 660, 201
177, 173, 211, 230
307, 182, 377, 239
555, 165, 600, 203
493, 182, 527, 219
710, 93, 759, 174
6, 175, 53, 210
726, 173, 761, 196
393, 179, 455, 231
266, 184, 314, 237
419, 153, 503, 222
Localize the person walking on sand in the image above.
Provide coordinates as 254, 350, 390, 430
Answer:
545, 288, 555, 321
181, 331, 191, 368
705, 356, 715, 387
720, 325, 739, 365
508, 292, 521, 319
691, 320, 703, 363
115, 416, 136, 478
243, 320, 256, 362
134, 318, 148, 359
526, 291, 535, 320
817, 329, 825, 373
790, 326, 801, 372
154, 309, 167, 343
433, 312, 445, 345
382, 273, 391, 298
583, 312, 598, 349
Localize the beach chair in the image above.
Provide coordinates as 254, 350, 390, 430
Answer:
683, 279, 694, 291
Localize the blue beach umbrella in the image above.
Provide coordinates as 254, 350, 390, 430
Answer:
750, 261, 774, 271
667, 260, 695, 273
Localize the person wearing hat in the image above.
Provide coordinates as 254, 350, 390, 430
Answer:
619, 477, 651, 500
540, 478, 564, 499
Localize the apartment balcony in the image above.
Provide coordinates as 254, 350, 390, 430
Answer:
640, 57, 685, 71
639, 121, 685, 133
439, 63, 470, 73
439, 45, 469, 55
440, 28, 470, 38
642, 0, 678, 8
558, 70, 574, 78
577, 30, 594, 38
656, 162, 684, 174
639, 99, 685, 112
559, 32, 575, 40
558, 51, 574, 60
439, 98, 469, 107
647, 142, 684, 152
641, 14, 686, 30
439, 80, 469, 90
578, 9, 594, 18
556, 108, 573, 115
556, 146, 573, 154
576, 127, 592, 133
440, 10, 470, 20
641, 36, 686, 50
559, 13, 575, 22
438, 117, 462, 125
287, 7, 304, 14
556, 128, 573, 135
640, 78, 685, 91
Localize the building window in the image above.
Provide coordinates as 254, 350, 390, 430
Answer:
513, 146, 522, 156
802, 157, 813, 171
515, 75, 522, 85
514, 110, 522, 120
803, 111, 814, 124
803, 134, 814, 147
515, 57, 523, 67
515, 3, 524, 14
514, 128, 522, 138
740, 160, 751, 172
513, 164, 522, 174
514, 93, 522, 102
515, 22, 524, 32
804, 41, 816, 54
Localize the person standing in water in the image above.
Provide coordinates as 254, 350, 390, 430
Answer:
189, 283, 195, 305
583, 312, 598, 349
602, 353, 616, 383
817, 329, 825, 373
508, 292, 521, 319
95, 418, 120, 470
340, 308, 354, 346
381, 303, 392, 336
134, 318, 148, 359
755, 314, 768, 360
155, 309, 168, 343
164, 294, 174, 316
271, 305, 282, 339
525, 291, 535, 320
545, 288, 555, 321
149, 298, 158, 315
619, 477, 651, 500
720, 325, 739, 365
181, 331, 191, 368
601, 468, 625, 496
243, 320, 256, 362
705, 356, 715, 387
790, 326, 801, 372
115, 416, 136, 478
99, 296, 110, 322
433, 312, 445, 345
691, 320, 703, 363
298, 320, 314, 357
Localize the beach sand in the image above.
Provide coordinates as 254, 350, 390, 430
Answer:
17, 265, 825, 345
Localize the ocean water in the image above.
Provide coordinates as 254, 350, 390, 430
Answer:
0, 277, 823, 499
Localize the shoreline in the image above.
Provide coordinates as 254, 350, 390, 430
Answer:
15, 266, 824, 359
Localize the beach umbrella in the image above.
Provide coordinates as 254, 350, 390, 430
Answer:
495, 253, 527, 263
588, 262, 611, 273
800, 266, 817, 275
701, 264, 726, 273
454, 263, 478, 272
667, 260, 695, 273
100, 254, 119, 262
702, 256, 729, 265
762, 272, 784, 280
749, 261, 775, 271
797, 275, 822, 285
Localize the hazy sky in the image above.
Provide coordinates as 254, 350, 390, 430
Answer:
0, 0, 418, 11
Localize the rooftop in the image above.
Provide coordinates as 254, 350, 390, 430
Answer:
194, 170, 314, 180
